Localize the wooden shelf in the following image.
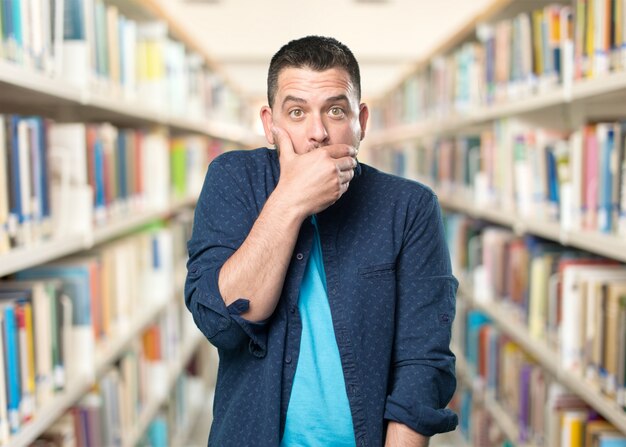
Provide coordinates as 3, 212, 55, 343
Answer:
434, 190, 626, 263
8, 377, 93, 447
0, 235, 88, 278
0, 197, 196, 278
367, 72, 626, 145
0, 60, 261, 146
91, 198, 195, 245
0, 60, 84, 106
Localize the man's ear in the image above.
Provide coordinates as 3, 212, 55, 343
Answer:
358, 103, 369, 141
260, 106, 275, 145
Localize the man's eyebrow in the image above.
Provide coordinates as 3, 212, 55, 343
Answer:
325, 95, 350, 103
282, 95, 307, 106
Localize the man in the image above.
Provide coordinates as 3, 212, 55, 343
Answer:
185, 36, 457, 447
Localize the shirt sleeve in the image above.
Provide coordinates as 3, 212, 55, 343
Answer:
384, 190, 458, 436
184, 156, 269, 358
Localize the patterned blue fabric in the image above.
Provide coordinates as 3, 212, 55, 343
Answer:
185, 148, 458, 447
280, 216, 355, 447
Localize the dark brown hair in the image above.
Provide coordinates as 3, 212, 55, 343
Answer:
267, 36, 361, 107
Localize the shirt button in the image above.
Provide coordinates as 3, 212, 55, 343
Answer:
296, 253, 304, 260
285, 355, 292, 364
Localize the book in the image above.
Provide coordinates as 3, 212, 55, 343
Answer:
599, 436, 626, 447
0, 280, 59, 407
48, 122, 92, 236
528, 250, 554, 340
0, 309, 9, 444
518, 363, 533, 442
561, 410, 585, 446
1, 299, 21, 434
61, 0, 89, 87
586, 420, 620, 446
0, 116, 9, 253
598, 123, 615, 233
560, 265, 626, 375
15, 299, 35, 423
147, 413, 168, 447
608, 283, 626, 405
78, 391, 104, 447
17, 259, 97, 382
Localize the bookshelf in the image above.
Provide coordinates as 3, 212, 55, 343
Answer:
0, 0, 258, 444
367, 0, 626, 445
454, 342, 533, 447
0, 196, 197, 278
367, 71, 626, 146
123, 329, 204, 447
469, 293, 626, 435
7, 265, 186, 447
0, 54, 263, 147
432, 189, 626, 262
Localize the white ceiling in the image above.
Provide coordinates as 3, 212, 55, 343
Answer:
170, 0, 494, 103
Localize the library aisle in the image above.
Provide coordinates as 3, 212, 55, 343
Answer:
366, 0, 626, 445
3, 0, 626, 445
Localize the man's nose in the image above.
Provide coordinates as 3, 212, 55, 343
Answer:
307, 115, 329, 145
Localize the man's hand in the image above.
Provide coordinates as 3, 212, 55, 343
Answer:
272, 125, 357, 217
385, 421, 430, 447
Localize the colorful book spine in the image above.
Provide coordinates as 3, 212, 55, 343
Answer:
3, 304, 20, 434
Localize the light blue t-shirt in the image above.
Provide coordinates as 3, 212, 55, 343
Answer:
280, 217, 356, 447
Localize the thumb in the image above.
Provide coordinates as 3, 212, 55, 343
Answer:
272, 125, 296, 162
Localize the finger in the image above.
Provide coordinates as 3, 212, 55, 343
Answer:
325, 144, 356, 160
335, 156, 357, 172
338, 169, 355, 184
272, 126, 297, 162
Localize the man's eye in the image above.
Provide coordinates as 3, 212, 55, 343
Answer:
329, 107, 345, 117
289, 109, 303, 118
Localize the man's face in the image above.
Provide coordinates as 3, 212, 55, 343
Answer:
261, 67, 368, 155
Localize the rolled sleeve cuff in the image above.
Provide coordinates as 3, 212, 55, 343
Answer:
384, 398, 458, 437
186, 266, 268, 356
227, 299, 268, 358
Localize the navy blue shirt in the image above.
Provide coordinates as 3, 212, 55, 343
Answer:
185, 148, 458, 447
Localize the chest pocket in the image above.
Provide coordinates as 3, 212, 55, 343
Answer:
354, 262, 397, 341
358, 263, 396, 280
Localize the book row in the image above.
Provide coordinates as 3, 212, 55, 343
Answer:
453, 303, 626, 447
372, 119, 626, 237
373, 0, 626, 127
0, 114, 223, 253
445, 212, 626, 412
31, 318, 207, 447
0, 0, 244, 124
0, 213, 192, 442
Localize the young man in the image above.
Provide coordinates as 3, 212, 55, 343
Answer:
185, 36, 458, 447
